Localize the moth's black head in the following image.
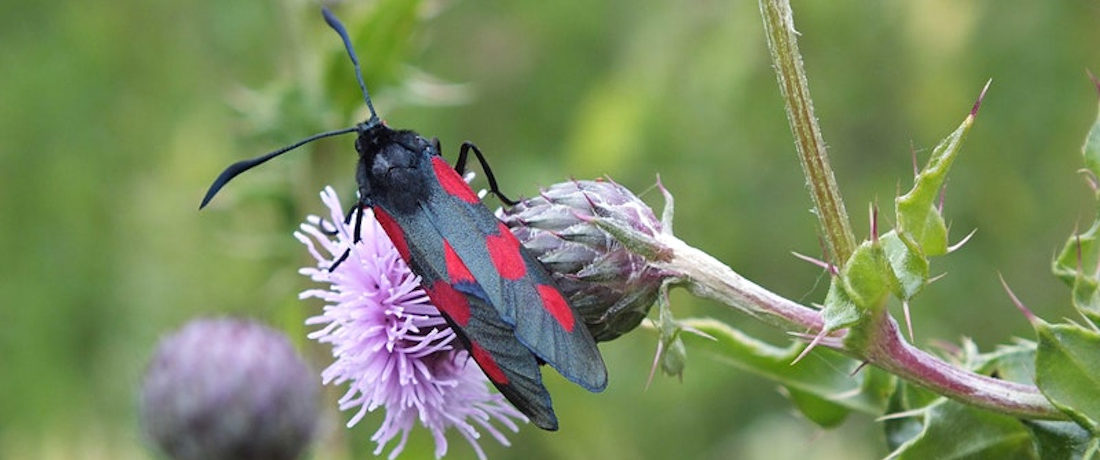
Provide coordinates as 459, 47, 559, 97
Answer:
354, 123, 432, 211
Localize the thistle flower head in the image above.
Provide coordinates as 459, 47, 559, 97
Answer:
498, 179, 672, 341
140, 317, 318, 460
297, 187, 525, 460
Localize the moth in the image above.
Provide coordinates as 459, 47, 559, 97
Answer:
200, 7, 607, 430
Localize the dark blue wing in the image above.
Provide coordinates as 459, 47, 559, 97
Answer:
417, 156, 608, 393
371, 205, 558, 430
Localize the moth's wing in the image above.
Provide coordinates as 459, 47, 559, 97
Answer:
419, 156, 608, 392
372, 205, 558, 430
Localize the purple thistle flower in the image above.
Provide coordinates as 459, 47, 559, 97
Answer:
296, 186, 526, 460
140, 318, 318, 460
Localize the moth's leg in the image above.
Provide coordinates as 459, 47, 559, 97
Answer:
313, 202, 357, 236
432, 137, 443, 158
328, 202, 365, 272
457, 141, 518, 206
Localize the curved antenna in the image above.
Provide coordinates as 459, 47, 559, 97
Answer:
322, 7, 379, 123
199, 126, 358, 209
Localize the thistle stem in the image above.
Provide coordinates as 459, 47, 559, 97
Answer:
759, 0, 856, 264
655, 234, 1067, 421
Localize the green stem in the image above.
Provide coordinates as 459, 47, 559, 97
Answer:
759, 0, 856, 264
653, 233, 1067, 421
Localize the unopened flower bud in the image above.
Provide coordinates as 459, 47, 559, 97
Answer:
140, 318, 318, 460
499, 179, 673, 341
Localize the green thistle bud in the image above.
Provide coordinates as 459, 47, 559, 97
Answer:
499, 179, 673, 341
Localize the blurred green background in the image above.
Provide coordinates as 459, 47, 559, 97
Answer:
3, 0, 1099, 458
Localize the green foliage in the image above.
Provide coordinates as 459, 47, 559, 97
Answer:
680, 318, 892, 419
1082, 89, 1100, 181
881, 230, 929, 300
888, 400, 1039, 459
1025, 421, 1099, 460
1039, 93, 1100, 440
1034, 322, 1100, 433
1053, 94, 1100, 325
895, 102, 977, 257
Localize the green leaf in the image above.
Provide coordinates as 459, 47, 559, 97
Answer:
821, 240, 894, 333
888, 400, 1038, 459
822, 276, 861, 332
1082, 89, 1100, 180
1034, 322, 1100, 433
895, 106, 976, 257
881, 230, 928, 300
972, 340, 1037, 385
1053, 220, 1100, 286
1052, 192, 1100, 327
884, 383, 928, 451
680, 318, 890, 415
840, 240, 895, 310
1024, 420, 1098, 460
785, 386, 850, 428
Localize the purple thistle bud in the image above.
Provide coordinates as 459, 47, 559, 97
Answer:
498, 179, 673, 342
140, 318, 319, 460
297, 187, 525, 460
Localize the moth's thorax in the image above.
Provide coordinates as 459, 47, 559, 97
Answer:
355, 124, 433, 212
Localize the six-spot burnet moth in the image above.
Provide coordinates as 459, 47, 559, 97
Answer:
199, 7, 607, 430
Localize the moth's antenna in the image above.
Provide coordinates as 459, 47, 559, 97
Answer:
322, 7, 379, 123
199, 126, 358, 209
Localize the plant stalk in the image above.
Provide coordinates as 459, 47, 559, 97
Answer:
654, 233, 1067, 421
759, 0, 856, 264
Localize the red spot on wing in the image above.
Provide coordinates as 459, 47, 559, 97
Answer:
442, 240, 476, 283
485, 222, 527, 280
426, 280, 471, 327
373, 207, 409, 261
431, 157, 480, 204
537, 284, 575, 332
469, 341, 509, 384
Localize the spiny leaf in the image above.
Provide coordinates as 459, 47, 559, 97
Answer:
1024, 420, 1098, 460
1082, 74, 1100, 181
895, 82, 986, 257
881, 230, 928, 300
785, 386, 850, 428
1034, 321, 1100, 433
822, 276, 862, 332
839, 240, 896, 310
820, 239, 895, 334
883, 383, 931, 451
679, 318, 890, 415
887, 400, 1038, 459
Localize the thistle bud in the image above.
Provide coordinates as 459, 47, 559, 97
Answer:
498, 179, 672, 341
140, 318, 318, 460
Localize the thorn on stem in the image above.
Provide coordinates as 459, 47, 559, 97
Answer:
870, 202, 880, 242
791, 251, 838, 275
947, 228, 978, 253
998, 273, 1038, 324
970, 79, 993, 118
1088, 69, 1100, 96
1076, 233, 1084, 275
902, 300, 915, 342
876, 408, 927, 422
645, 339, 664, 391
1078, 169, 1100, 193
791, 328, 828, 365
909, 140, 920, 178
